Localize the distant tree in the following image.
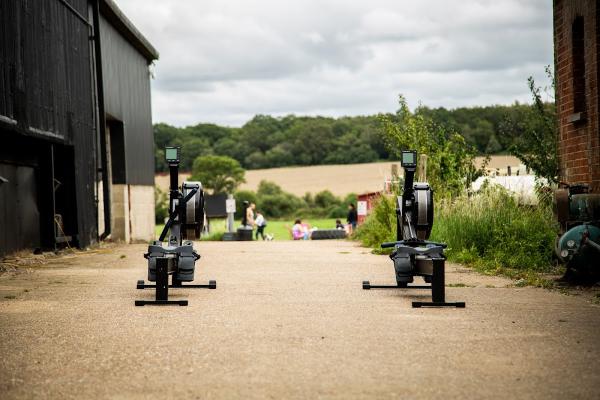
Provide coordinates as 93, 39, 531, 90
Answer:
180, 137, 211, 171
286, 118, 337, 165
153, 123, 182, 172
185, 123, 231, 143
242, 115, 283, 153
485, 134, 502, 154
381, 95, 479, 198
258, 192, 305, 218
212, 133, 247, 163
313, 190, 338, 208
154, 123, 180, 148
257, 180, 284, 196
153, 101, 551, 172
244, 151, 268, 170
154, 148, 165, 173
264, 145, 294, 168
191, 155, 246, 194
499, 66, 558, 184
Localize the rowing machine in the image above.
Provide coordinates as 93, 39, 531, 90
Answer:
362, 150, 465, 308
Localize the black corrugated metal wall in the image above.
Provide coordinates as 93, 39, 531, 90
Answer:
0, 0, 97, 254
100, 14, 154, 186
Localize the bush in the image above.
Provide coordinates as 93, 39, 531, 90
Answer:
354, 195, 396, 251
343, 193, 358, 207
314, 190, 337, 208
430, 185, 558, 272
259, 193, 306, 218
327, 205, 347, 219
381, 95, 480, 198
328, 193, 359, 218
253, 180, 307, 218
257, 180, 284, 196
191, 155, 245, 194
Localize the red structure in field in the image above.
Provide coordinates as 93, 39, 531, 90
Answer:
357, 191, 382, 224
553, 0, 600, 192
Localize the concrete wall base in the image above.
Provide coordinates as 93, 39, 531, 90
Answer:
98, 182, 154, 243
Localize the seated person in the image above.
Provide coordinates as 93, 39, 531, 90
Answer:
335, 219, 344, 229
292, 219, 310, 240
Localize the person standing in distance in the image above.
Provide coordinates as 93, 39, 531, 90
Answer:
241, 201, 249, 227
347, 203, 358, 234
246, 202, 256, 229
255, 211, 267, 240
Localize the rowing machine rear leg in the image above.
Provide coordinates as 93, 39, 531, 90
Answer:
411, 259, 465, 308
135, 258, 188, 306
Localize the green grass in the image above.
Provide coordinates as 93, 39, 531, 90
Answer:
262, 218, 339, 241
156, 218, 339, 241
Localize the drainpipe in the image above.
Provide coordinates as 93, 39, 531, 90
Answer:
92, 0, 111, 240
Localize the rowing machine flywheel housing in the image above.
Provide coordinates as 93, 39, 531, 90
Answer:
398, 183, 434, 241
182, 181, 205, 240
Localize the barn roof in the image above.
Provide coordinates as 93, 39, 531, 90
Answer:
100, 0, 159, 62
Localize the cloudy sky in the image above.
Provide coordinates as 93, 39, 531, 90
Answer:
116, 0, 553, 127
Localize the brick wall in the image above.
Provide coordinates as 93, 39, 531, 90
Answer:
554, 0, 600, 192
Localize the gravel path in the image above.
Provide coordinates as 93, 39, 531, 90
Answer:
1, 240, 599, 399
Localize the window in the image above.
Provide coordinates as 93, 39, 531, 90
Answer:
572, 16, 586, 114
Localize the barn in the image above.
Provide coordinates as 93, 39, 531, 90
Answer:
0, 0, 158, 255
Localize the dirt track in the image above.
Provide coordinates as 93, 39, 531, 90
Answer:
1, 240, 599, 399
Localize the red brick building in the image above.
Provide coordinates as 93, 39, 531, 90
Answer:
554, 0, 600, 192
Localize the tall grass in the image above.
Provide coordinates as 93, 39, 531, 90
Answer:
431, 185, 558, 274
355, 185, 560, 278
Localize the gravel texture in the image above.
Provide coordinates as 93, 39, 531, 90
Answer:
1, 240, 599, 399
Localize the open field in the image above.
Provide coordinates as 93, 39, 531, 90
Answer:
155, 155, 521, 196
1, 241, 599, 399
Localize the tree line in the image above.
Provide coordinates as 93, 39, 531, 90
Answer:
154, 102, 553, 172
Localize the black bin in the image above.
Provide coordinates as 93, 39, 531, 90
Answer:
237, 227, 253, 241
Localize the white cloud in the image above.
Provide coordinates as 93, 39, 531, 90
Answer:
115, 0, 553, 126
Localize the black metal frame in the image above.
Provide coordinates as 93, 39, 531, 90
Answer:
363, 258, 465, 308
135, 258, 188, 306
363, 150, 465, 308
135, 258, 216, 307
135, 149, 215, 306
